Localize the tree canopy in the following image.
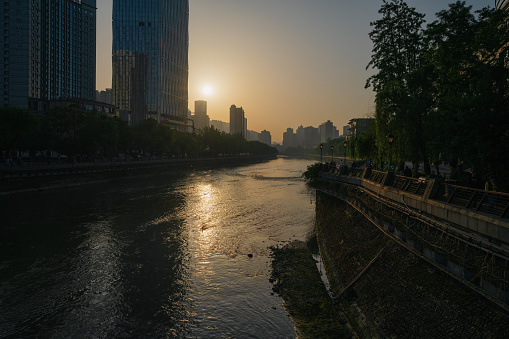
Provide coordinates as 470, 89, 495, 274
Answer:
366, 0, 509, 188
0, 107, 277, 161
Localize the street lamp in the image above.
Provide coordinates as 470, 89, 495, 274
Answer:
343, 140, 347, 162
330, 145, 334, 164
320, 143, 323, 163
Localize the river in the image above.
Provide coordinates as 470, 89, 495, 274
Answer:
0, 156, 316, 338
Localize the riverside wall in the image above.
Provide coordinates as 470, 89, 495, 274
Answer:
0, 154, 277, 194
315, 178, 509, 337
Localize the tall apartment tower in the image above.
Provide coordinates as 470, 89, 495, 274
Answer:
229, 104, 246, 137
1, 0, 96, 109
112, 0, 189, 127
192, 100, 210, 130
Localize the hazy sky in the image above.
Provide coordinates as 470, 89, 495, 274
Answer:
96, 0, 492, 142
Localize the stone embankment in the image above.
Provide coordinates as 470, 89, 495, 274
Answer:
316, 191, 509, 337
0, 155, 276, 195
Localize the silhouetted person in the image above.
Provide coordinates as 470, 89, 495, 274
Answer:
485, 176, 498, 213
404, 166, 412, 178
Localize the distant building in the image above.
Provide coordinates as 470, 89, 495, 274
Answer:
343, 125, 350, 138
348, 118, 374, 138
1, 0, 96, 110
112, 0, 189, 128
259, 130, 272, 146
246, 130, 259, 142
96, 89, 113, 105
49, 98, 116, 117
319, 120, 335, 143
210, 120, 229, 133
282, 128, 296, 148
301, 126, 320, 148
230, 105, 246, 137
192, 100, 210, 130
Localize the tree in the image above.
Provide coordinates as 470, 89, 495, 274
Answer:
425, 2, 509, 187
0, 107, 41, 157
366, 0, 430, 171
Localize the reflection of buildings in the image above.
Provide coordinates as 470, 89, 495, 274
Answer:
1, 0, 96, 110
112, 0, 189, 128
229, 105, 247, 137
192, 100, 210, 130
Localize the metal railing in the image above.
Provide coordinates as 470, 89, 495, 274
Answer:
349, 168, 365, 178
319, 167, 509, 219
442, 183, 509, 219
392, 175, 428, 196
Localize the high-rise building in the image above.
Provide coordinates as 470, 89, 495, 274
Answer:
259, 130, 272, 146
282, 128, 296, 148
192, 100, 210, 130
96, 89, 113, 105
210, 119, 229, 133
230, 105, 246, 137
319, 120, 334, 143
112, 0, 189, 127
1, 0, 96, 110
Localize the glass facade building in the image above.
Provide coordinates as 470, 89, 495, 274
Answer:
112, 0, 189, 127
1, 0, 96, 109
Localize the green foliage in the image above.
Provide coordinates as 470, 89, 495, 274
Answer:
302, 162, 322, 184
367, 0, 509, 188
0, 107, 278, 160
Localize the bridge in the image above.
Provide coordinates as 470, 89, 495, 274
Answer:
317, 165, 509, 310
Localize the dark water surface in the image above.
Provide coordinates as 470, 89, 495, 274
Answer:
0, 157, 316, 338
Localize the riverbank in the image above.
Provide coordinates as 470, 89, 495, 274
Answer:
315, 191, 509, 337
0, 154, 276, 195
270, 240, 352, 338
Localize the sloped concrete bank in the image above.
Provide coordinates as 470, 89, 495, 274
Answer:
0, 155, 276, 195
316, 191, 509, 338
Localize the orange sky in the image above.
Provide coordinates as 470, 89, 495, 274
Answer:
96, 0, 490, 142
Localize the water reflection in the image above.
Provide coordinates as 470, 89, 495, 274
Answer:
0, 157, 315, 338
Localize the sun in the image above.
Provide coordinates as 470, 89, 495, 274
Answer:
202, 86, 213, 96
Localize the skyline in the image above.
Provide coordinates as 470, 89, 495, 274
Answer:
96, 0, 492, 142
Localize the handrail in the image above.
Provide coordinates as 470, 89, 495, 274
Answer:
441, 183, 509, 219
319, 167, 509, 220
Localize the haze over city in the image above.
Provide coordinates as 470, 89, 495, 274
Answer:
96, 0, 491, 142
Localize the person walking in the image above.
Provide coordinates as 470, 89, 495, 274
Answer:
485, 176, 498, 213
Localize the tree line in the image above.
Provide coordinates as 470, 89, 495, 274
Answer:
342, 0, 509, 189
0, 106, 277, 162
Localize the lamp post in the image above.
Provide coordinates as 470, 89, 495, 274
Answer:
320, 143, 323, 163
387, 133, 394, 170
330, 145, 334, 164
343, 140, 347, 162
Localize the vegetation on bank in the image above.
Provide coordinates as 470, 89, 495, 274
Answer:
363, 1, 509, 187
270, 241, 351, 338
300, 2, 509, 190
0, 106, 277, 162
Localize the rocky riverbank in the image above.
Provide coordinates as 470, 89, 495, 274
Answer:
270, 240, 352, 338
316, 191, 509, 337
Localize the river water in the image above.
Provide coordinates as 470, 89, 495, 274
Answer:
0, 157, 316, 338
